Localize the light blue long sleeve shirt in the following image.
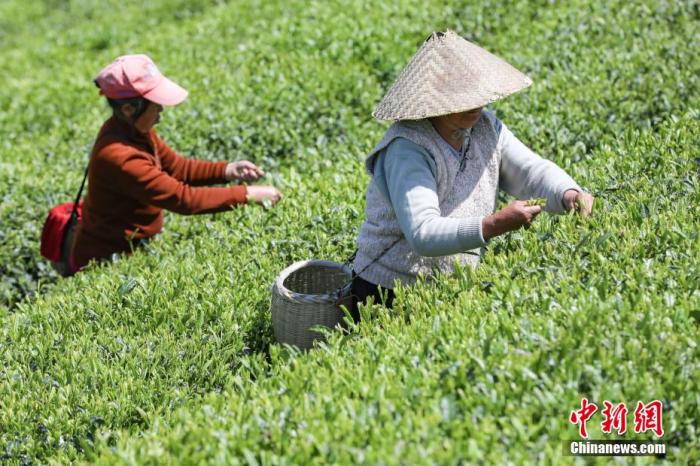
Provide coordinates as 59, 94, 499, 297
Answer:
371, 120, 582, 257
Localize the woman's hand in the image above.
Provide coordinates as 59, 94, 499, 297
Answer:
563, 189, 595, 217
482, 200, 543, 240
225, 161, 265, 181
245, 185, 282, 205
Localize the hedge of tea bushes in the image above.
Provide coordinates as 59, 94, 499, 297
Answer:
0, 0, 698, 464
92, 114, 699, 465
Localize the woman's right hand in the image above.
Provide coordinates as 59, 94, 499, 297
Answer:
245, 185, 283, 205
482, 200, 542, 240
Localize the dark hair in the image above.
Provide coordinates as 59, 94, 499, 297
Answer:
94, 79, 150, 119
106, 96, 150, 119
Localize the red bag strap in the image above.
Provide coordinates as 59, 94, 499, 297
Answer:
69, 164, 89, 221
70, 128, 117, 220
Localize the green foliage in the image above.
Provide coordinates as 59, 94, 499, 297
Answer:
0, 0, 698, 464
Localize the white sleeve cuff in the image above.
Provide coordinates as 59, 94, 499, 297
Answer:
457, 217, 487, 250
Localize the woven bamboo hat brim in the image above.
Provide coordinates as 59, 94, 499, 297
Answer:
373, 30, 533, 121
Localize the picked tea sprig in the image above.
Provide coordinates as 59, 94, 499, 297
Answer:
526, 198, 547, 207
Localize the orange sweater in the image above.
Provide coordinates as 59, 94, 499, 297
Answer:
71, 117, 247, 270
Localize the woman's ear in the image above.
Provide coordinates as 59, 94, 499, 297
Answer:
120, 103, 135, 119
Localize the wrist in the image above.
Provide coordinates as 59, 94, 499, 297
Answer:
483, 211, 514, 240
224, 163, 234, 181
482, 215, 496, 241
562, 188, 580, 210
243, 185, 254, 203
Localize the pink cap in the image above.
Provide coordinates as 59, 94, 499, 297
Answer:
95, 54, 188, 106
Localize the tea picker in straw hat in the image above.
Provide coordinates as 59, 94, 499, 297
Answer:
351, 31, 594, 315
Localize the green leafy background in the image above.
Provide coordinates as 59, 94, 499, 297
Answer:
0, 0, 698, 464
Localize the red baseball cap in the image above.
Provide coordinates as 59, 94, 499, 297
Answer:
94, 54, 188, 106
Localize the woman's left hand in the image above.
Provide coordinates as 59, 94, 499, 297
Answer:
225, 161, 265, 181
563, 189, 595, 217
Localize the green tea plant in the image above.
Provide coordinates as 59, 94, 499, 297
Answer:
0, 0, 698, 464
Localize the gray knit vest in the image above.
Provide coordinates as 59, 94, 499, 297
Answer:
355, 112, 501, 289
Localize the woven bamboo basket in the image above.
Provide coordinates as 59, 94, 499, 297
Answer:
271, 260, 353, 350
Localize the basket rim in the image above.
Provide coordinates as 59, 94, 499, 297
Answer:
273, 259, 352, 304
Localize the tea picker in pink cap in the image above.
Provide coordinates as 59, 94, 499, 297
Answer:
66, 54, 282, 273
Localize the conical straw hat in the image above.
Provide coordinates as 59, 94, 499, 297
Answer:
373, 30, 533, 121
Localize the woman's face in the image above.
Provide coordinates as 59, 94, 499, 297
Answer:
430, 107, 483, 148
444, 107, 483, 129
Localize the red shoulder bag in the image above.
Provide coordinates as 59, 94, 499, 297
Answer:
40, 165, 88, 276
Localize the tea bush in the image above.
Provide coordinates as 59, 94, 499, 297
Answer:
0, 0, 698, 464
